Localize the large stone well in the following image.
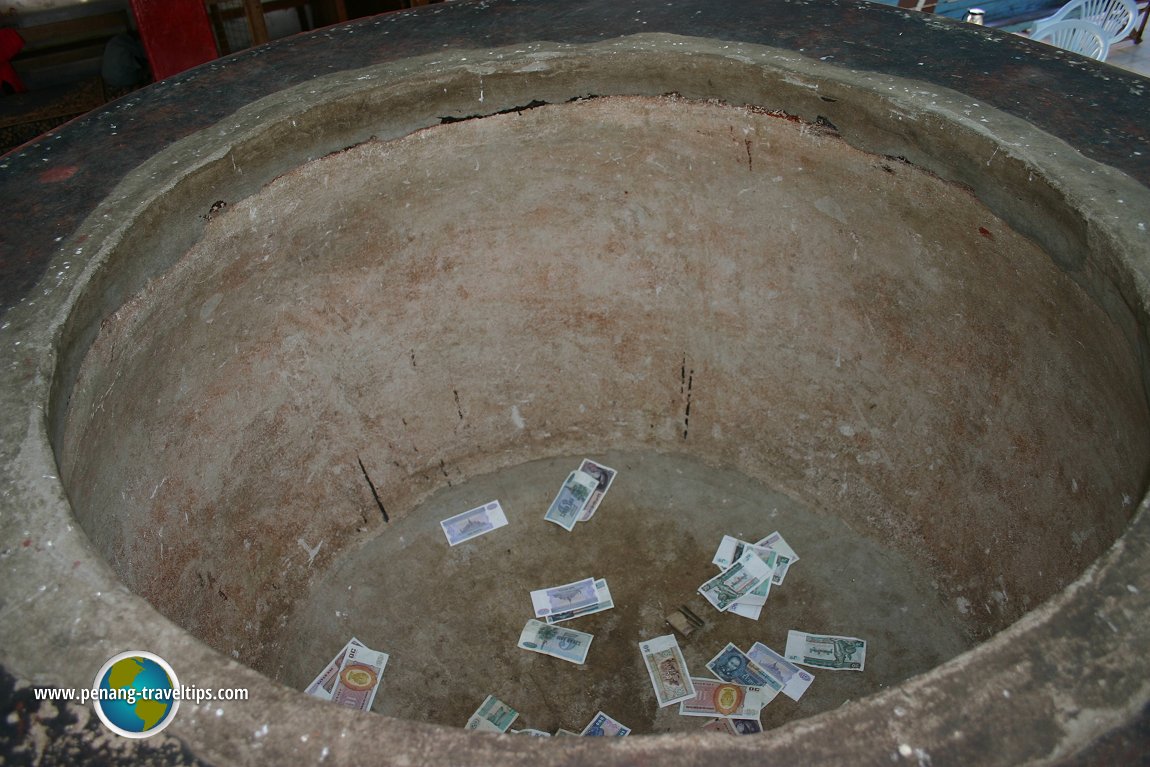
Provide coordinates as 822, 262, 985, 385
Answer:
2, 0, 1149, 764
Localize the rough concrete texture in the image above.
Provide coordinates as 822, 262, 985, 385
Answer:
58, 96, 1148, 669
0, 666, 212, 767
2, 10, 1150, 767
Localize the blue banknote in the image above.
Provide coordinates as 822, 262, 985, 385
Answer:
705, 643, 778, 690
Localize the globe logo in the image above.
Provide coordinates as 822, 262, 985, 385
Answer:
92, 651, 180, 738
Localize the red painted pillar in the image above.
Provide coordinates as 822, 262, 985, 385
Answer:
130, 0, 218, 81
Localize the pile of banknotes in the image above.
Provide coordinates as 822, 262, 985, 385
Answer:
700, 532, 800, 620
466, 694, 630, 737
637, 628, 867, 733
543, 459, 617, 530
516, 576, 616, 664
531, 576, 614, 623
303, 474, 876, 736
623, 529, 871, 734
304, 637, 389, 712
637, 633, 783, 730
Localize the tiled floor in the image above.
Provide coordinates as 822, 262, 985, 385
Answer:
1001, 14, 1150, 78
1108, 37, 1150, 77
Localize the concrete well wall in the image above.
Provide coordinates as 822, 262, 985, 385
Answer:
3, 1, 1150, 764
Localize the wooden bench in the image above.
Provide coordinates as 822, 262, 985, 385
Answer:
0, 1, 131, 155
206, 0, 355, 55
8, 1, 130, 91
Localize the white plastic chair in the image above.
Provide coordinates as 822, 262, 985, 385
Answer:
1031, 19, 1112, 60
1032, 0, 1137, 46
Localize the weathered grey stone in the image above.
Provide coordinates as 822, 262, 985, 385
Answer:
2, 5, 1149, 765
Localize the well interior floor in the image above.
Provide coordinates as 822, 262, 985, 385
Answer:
267, 450, 974, 735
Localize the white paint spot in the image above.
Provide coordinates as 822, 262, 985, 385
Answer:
782, 74, 819, 90
510, 405, 526, 429
1002, 689, 1011, 698
1098, 611, 1119, 633
199, 292, 224, 322
149, 477, 168, 499
899, 743, 914, 757
254, 723, 268, 738
814, 196, 847, 224
1127, 584, 1139, 594
955, 596, 971, 615
839, 424, 856, 437
215, 708, 223, 717
298, 538, 323, 566
894, 706, 907, 717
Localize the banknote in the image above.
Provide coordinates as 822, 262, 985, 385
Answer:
728, 600, 764, 621
330, 644, 389, 711
531, 577, 600, 618
701, 717, 762, 735
711, 538, 778, 612
698, 548, 774, 612
305, 637, 365, 700
580, 711, 630, 736
511, 728, 551, 737
517, 619, 594, 664
785, 630, 867, 672
728, 551, 778, 620
725, 718, 763, 735
679, 678, 770, 718
730, 548, 778, 609
639, 634, 696, 707
757, 531, 799, 585
544, 470, 598, 530
466, 694, 519, 733
747, 641, 815, 700
576, 458, 618, 522
440, 500, 508, 546
545, 579, 613, 624
554, 729, 580, 737
705, 643, 777, 691
713, 533, 797, 586
711, 535, 750, 569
